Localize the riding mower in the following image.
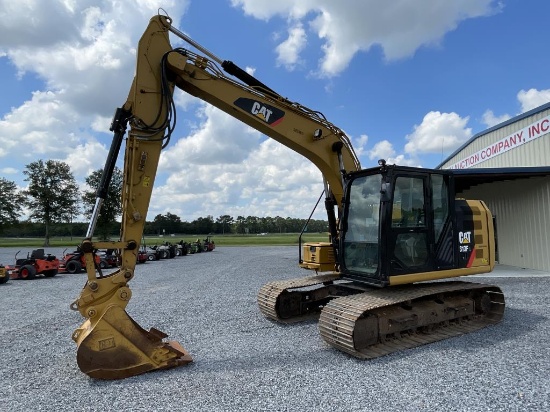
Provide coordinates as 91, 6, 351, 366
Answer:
6, 249, 60, 279
59, 247, 101, 274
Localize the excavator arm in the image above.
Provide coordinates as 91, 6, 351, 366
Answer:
71, 15, 192, 380
71, 14, 359, 379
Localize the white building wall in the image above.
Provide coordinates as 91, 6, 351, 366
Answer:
458, 177, 550, 272
438, 103, 550, 272
441, 105, 550, 169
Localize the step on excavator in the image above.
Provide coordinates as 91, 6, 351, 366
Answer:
71, 12, 505, 380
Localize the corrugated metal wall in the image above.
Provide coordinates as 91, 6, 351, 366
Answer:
442, 105, 550, 169
439, 104, 550, 272
458, 177, 550, 271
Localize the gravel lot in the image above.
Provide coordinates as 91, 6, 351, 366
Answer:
1, 246, 549, 412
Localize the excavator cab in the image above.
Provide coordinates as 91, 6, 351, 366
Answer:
339, 163, 495, 286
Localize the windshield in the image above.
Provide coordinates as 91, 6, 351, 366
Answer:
342, 174, 381, 275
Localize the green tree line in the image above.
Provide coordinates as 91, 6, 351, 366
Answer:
1, 160, 328, 244
145, 213, 328, 236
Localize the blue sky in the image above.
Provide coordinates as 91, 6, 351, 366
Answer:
1, 0, 549, 222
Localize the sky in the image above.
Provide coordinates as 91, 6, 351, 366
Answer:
1, 0, 549, 223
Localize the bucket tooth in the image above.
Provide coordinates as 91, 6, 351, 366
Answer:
73, 305, 192, 380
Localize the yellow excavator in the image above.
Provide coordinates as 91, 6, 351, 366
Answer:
71, 12, 505, 379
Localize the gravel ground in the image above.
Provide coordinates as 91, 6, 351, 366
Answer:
0, 246, 549, 412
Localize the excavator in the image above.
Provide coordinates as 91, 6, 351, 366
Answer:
71, 12, 505, 380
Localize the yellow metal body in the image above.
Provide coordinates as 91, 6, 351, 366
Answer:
0, 266, 8, 284
300, 243, 336, 272
71, 13, 499, 380
389, 199, 495, 285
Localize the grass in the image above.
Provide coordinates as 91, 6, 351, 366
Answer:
0, 233, 331, 248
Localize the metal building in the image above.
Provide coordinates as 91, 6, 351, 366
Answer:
436, 102, 550, 271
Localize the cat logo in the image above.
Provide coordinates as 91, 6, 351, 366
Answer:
98, 337, 116, 351
251, 102, 272, 122
459, 231, 471, 244
233, 98, 285, 126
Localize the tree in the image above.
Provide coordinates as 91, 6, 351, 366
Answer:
152, 212, 183, 235
274, 216, 285, 233
235, 216, 246, 234
82, 167, 123, 240
23, 159, 80, 246
216, 215, 234, 234
0, 177, 24, 234
245, 216, 260, 234
194, 215, 214, 234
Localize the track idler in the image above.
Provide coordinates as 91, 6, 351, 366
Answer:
72, 305, 192, 380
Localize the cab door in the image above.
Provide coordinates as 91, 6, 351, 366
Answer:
387, 173, 433, 275
385, 171, 456, 276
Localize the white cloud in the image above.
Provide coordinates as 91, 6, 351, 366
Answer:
230, 0, 313, 21
0, 0, 334, 223
90, 115, 113, 134
517, 88, 550, 113
159, 104, 261, 169
352, 134, 368, 157
173, 89, 200, 111
481, 88, 550, 128
367, 140, 419, 167
0, 167, 18, 174
275, 22, 307, 70
0, 89, 109, 180
0, 90, 82, 159
0, 0, 78, 49
62, 140, 109, 179
405, 111, 472, 154
1, 0, 190, 115
482, 110, 511, 128
369, 140, 395, 160
0, 0, 189, 177
231, 0, 501, 76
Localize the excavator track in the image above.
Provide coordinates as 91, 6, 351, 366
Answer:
258, 273, 342, 322
318, 281, 505, 359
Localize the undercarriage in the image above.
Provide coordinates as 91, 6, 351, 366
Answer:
258, 275, 505, 358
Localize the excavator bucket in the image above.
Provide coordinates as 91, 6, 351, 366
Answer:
72, 305, 192, 379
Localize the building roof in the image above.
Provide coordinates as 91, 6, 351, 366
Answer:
436, 101, 550, 169
451, 166, 550, 193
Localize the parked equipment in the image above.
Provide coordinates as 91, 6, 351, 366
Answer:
136, 249, 148, 264
203, 236, 215, 252
6, 249, 60, 279
194, 239, 203, 253
59, 247, 101, 274
71, 13, 504, 380
141, 246, 161, 261
149, 244, 172, 259
98, 250, 120, 269
0, 265, 9, 284
176, 240, 190, 256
